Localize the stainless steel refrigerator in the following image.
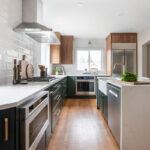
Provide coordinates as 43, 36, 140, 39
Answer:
112, 49, 136, 76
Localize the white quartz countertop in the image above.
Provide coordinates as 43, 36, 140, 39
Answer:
0, 76, 66, 110
97, 77, 150, 88
51, 74, 109, 77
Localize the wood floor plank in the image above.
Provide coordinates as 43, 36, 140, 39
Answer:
47, 99, 119, 150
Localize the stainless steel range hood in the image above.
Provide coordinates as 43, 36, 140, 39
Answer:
14, 0, 60, 44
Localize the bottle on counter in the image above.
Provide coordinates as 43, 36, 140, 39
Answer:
16, 64, 21, 82
13, 59, 17, 84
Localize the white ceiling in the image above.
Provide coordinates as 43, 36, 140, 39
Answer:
44, 0, 150, 39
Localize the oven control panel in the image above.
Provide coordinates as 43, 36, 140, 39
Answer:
76, 76, 95, 80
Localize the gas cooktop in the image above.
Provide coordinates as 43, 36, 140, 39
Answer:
28, 77, 56, 82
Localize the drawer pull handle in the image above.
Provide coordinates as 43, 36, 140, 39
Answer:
4, 118, 8, 142
109, 90, 118, 98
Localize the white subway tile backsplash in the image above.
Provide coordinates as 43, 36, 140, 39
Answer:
0, 0, 41, 85
6, 63, 13, 70
23, 48, 30, 55
5, 56, 13, 63
7, 50, 18, 57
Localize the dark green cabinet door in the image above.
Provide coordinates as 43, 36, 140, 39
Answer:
103, 94, 108, 122
98, 89, 108, 122
67, 76, 76, 97
97, 89, 101, 109
62, 78, 67, 105
99, 91, 108, 122
0, 108, 16, 150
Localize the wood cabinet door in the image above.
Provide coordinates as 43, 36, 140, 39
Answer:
111, 33, 137, 43
50, 45, 61, 64
61, 36, 74, 64
50, 32, 61, 64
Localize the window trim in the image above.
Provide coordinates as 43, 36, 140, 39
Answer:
77, 49, 103, 71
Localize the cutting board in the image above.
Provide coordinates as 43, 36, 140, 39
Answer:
27, 64, 34, 79
20, 55, 28, 80
117, 80, 150, 85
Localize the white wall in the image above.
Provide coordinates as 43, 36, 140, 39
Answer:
52, 38, 106, 75
138, 28, 150, 76
0, 0, 41, 85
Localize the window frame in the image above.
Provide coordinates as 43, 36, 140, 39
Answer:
76, 48, 103, 71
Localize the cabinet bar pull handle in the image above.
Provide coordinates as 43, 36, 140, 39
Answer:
4, 118, 8, 142
109, 90, 118, 98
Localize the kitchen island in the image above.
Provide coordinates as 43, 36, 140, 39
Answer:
98, 77, 150, 150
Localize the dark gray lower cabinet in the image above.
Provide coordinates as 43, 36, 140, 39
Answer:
98, 90, 108, 122
46, 78, 67, 147
0, 108, 16, 150
67, 76, 76, 97
61, 78, 67, 105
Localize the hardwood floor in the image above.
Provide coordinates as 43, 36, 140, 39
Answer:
47, 99, 119, 150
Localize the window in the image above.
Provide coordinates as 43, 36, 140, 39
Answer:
77, 51, 89, 71
77, 50, 102, 71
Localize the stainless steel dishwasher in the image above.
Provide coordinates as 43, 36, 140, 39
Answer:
108, 84, 121, 146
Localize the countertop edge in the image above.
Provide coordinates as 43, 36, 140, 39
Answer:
0, 76, 66, 110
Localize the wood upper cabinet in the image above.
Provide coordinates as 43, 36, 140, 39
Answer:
61, 36, 74, 64
50, 34, 74, 64
106, 33, 137, 76
106, 35, 112, 76
50, 32, 61, 64
111, 33, 137, 43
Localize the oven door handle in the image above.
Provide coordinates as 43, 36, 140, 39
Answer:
25, 97, 49, 124
76, 80, 95, 82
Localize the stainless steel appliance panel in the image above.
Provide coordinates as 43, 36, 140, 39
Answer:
19, 91, 49, 150
112, 50, 125, 75
112, 49, 136, 76
76, 76, 96, 95
125, 50, 136, 74
108, 84, 121, 145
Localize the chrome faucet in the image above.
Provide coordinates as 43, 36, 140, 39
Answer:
113, 63, 126, 74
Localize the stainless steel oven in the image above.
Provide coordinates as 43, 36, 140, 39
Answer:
19, 91, 49, 150
76, 76, 96, 95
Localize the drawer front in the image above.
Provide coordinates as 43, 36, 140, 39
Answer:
52, 101, 61, 132
52, 94, 61, 112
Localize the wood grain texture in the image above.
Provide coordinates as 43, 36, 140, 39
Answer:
111, 33, 137, 43
47, 99, 119, 150
50, 45, 61, 64
61, 36, 74, 64
50, 32, 61, 64
106, 35, 112, 76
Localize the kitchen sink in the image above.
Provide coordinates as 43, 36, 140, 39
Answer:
98, 77, 118, 95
